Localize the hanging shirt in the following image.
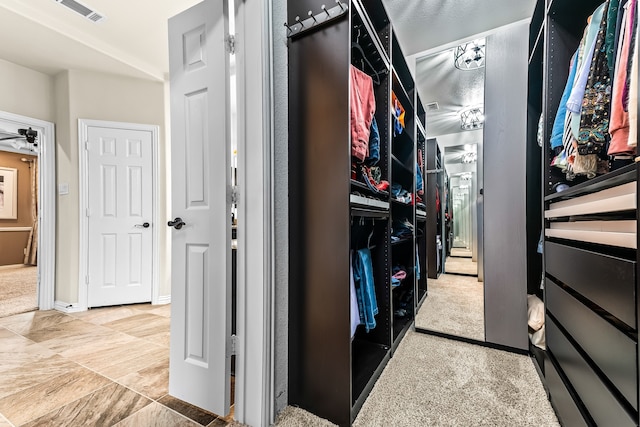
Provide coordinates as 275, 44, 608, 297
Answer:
609, 0, 634, 155
550, 50, 578, 150
606, 0, 622, 73
628, 7, 639, 147
350, 65, 376, 162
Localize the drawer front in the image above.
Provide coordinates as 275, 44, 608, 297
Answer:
547, 278, 638, 410
547, 317, 636, 427
545, 241, 635, 328
546, 358, 589, 427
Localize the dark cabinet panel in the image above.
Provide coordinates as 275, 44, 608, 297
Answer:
546, 358, 589, 427
547, 317, 636, 427
545, 241, 636, 328
546, 278, 637, 409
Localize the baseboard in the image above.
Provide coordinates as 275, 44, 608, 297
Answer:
414, 327, 529, 355
54, 301, 86, 313
155, 295, 171, 305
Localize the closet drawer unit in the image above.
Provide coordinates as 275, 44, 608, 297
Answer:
547, 317, 636, 427
546, 278, 638, 410
545, 241, 636, 328
546, 357, 589, 427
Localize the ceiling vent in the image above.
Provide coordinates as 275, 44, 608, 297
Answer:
425, 102, 440, 112
54, 0, 106, 23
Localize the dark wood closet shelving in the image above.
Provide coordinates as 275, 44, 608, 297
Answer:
532, 0, 640, 425
287, 0, 426, 425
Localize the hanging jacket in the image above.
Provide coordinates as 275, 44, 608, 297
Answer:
578, 0, 611, 156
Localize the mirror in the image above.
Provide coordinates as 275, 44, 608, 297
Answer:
445, 146, 478, 276
413, 42, 485, 342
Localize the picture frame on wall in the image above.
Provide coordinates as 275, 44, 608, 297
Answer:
0, 167, 17, 219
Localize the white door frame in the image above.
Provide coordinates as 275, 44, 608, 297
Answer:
0, 111, 56, 311
78, 119, 160, 310
234, 0, 275, 425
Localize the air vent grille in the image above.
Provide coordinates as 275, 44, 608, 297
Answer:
426, 102, 440, 112
55, 0, 106, 23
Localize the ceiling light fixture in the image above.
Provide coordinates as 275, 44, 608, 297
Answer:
461, 152, 477, 164
454, 39, 486, 70
460, 107, 484, 131
460, 172, 473, 180
0, 128, 39, 153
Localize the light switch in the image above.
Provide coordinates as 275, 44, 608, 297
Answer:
58, 183, 69, 195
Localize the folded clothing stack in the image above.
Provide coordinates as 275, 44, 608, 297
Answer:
391, 183, 412, 204
391, 265, 407, 287
391, 218, 413, 242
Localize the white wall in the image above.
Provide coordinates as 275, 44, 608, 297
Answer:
0, 59, 54, 122
53, 69, 168, 307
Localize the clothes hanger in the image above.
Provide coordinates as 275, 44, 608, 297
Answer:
352, 27, 381, 85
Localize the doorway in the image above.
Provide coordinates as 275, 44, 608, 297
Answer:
0, 111, 55, 317
78, 119, 159, 309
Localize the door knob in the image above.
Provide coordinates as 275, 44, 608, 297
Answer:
168, 217, 186, 230
135, 222, 150, 229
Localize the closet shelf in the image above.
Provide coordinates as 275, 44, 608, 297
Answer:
391, 154, 413, 175
350, 193, 389, 210
351, 339, 390, 415
545, 182, 636, 219
391, 70, 414, 113
545, 164, 637, 203
391, 237, 413, 246
351, 179, 390, 197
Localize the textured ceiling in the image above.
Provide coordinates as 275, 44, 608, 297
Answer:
416, 48, 485, 137
382, 0, 536, 141
381, 0, 536, 57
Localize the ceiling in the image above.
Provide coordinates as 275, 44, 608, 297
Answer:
0, 0, 536, 124
415, 48, 485, 137
0, 0, 201, 81
380, 0, 536, 57
382, 0, 536, 141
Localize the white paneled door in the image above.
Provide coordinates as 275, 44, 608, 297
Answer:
168, 0, 232, 418
86, 126, 153, 308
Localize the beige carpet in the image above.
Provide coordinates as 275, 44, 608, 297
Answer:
450, 248, 472, 257
415, 273, 484, 341
0, 265, 37, 318
445, 256, 478, 276
275, 332, 558, 426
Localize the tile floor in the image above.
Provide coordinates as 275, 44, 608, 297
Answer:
0, 304, 234, 427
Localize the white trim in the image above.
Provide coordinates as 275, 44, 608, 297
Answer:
156, 294, 171, 305
0, 111, 56, 311
0, 227, 32, 232
234, 0, 275, 425
78, 119, 160, 310
54, 300, 85, 313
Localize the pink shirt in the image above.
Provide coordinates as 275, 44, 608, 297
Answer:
350, 66, 376, 162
